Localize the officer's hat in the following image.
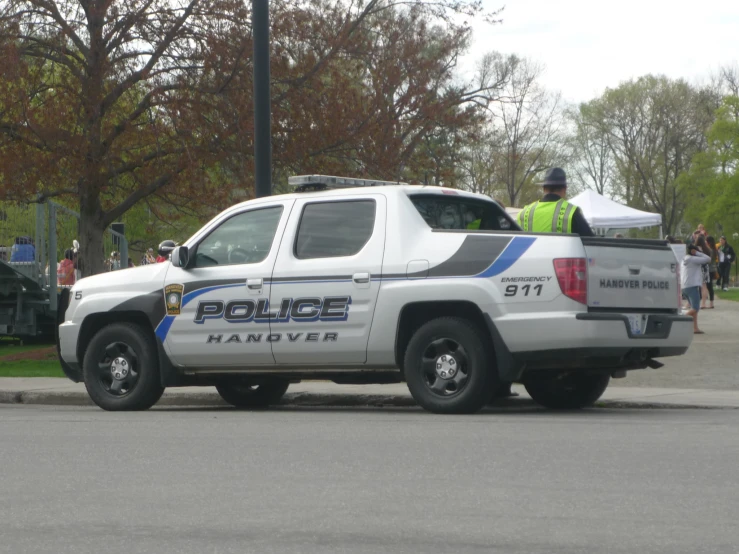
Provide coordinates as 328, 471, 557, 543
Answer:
540, 167, 567, 187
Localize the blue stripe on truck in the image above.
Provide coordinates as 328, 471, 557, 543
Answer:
476, 236, 537, 278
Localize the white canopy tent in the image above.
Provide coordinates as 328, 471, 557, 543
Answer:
568, 190, 662, 236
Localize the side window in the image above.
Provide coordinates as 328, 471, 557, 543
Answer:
409, 195, 516, 231
295, 200, 376, 259
194, 206, 283, 268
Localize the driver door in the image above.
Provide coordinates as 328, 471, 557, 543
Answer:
163, 200, 294, 367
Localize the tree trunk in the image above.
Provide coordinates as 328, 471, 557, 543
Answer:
78, 200, 106, 278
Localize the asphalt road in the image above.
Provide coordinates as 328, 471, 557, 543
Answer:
1, 404, 738, 554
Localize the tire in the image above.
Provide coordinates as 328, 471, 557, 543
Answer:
403, 317, 496, 414
82, 323, 164, 411
524, 372, 610, 410
215, 379, 290, 408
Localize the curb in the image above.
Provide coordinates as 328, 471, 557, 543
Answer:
1, 389, 736, 410
596, 400, 738, 410
0, 390, 419, 408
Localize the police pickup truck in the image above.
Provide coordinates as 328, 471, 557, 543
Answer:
57, 175, 694, 414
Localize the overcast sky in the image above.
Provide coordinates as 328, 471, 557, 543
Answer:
461, 0, 739, 104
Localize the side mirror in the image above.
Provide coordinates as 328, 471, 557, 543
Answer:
158, 240, 177, 256
171, 246, 190, 269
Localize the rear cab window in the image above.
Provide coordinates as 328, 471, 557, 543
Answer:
408, 194, 519, 232
295, 200, 376, 259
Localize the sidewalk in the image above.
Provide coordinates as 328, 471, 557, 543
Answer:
2, 378, 739, 409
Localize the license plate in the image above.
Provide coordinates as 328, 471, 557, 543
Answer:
626, 314, 647, 336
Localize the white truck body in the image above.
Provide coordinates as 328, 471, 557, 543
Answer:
57, 180, 694, 413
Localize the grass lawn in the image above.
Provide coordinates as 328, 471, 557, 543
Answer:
716, 289, 739, 302
0, 338, 55, 357
0, 338, 65, 377
0, 359, 66, 377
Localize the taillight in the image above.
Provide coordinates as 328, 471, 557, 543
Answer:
553, 258, 587, 304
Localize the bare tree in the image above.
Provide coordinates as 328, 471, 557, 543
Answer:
486, 57, 566, 207
718, 64, 739, 97
458, 125, 506, 197
566, 102, 613, 195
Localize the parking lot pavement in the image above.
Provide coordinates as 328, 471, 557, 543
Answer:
610, 297, 739, 390
1, 404, 738, 554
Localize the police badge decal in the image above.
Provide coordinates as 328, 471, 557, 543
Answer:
164, 284, 184, 316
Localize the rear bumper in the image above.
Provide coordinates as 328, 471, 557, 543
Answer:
492, 311, 693, 377
574, 312, 691, 340
512, 345, 689, 372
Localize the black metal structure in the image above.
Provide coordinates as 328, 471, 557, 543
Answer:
252, 0, 272, 198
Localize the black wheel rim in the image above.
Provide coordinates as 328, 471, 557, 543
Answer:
96, 342, 140, 397
420, 337, 470, 397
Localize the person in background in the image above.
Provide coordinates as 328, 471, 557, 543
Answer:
718, 236, 735, 291
109, 251, 121, 271
128, 257, 135, 268
686, 225, 707, 246
705, 236, 719, 309
614, 233, 624, 238
682, 244, 711, 334
72, 240, 81, 281
10, 236, 35, 262
57, 249, 76, 286
141, 248, 156, 265
694, 235, 711, 309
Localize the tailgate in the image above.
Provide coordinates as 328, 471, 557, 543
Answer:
582, 238, 679, 310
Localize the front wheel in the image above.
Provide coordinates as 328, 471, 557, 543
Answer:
404, 317, 496, 414
82, 323, 164, 411
215, 379, 290, 408
524, 372, 610, 410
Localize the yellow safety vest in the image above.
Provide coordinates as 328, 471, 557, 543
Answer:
517, 199, 576, 233
466, 219, 481, 230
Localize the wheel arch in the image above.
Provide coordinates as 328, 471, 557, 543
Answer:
394, 300, 521, 382
77, 311, 178, 387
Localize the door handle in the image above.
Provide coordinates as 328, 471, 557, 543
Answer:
353, 272, 370, 284
247, 278, 263, 290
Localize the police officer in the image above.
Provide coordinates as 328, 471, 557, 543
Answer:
493, 169, 593, 401
517, 168, 594, 236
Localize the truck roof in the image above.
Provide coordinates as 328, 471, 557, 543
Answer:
228, 185, 500, 212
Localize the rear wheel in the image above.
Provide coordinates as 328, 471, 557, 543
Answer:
215, 378, 290, 408
82, 323, 164, 411
404, 317, 496, 414
524, 372, 610, 410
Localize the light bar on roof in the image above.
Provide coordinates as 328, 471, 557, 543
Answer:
288, 174, 408, 189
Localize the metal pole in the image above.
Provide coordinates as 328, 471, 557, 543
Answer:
252, 0, 272, 198
35, 203, 45, 281
49, 204, 57, 312
121, 236, 128, 270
